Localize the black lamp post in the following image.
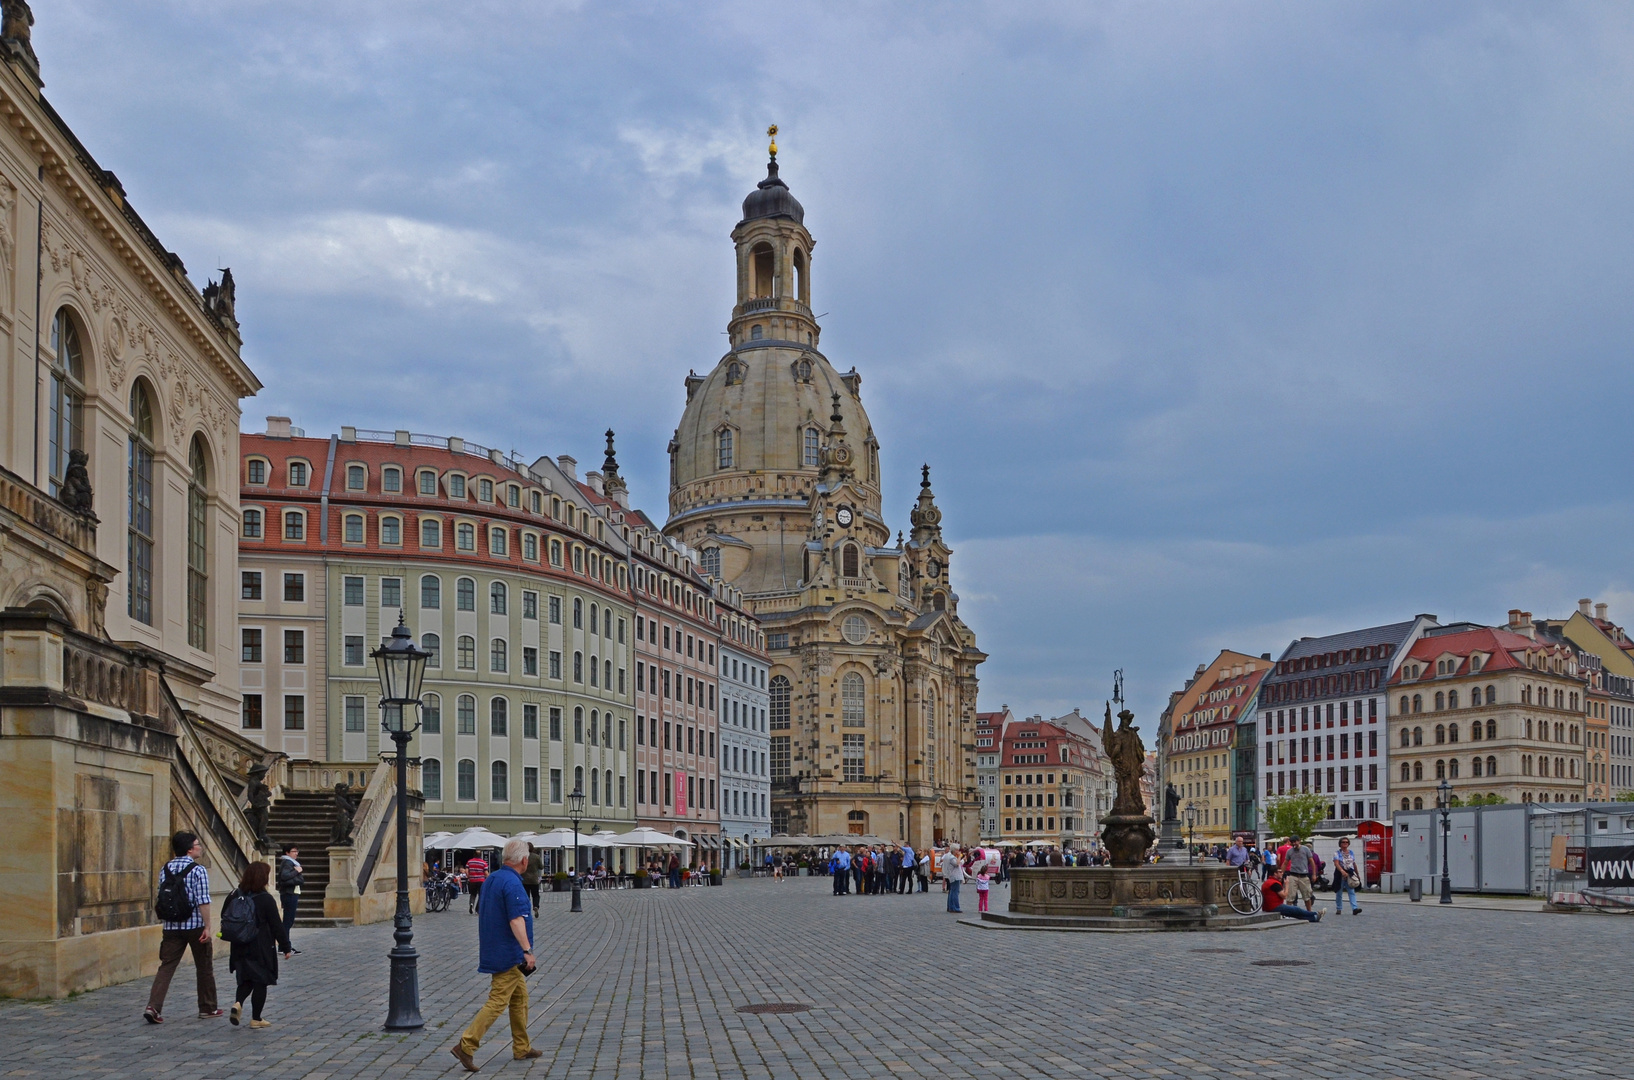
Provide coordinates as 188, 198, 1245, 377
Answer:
567, 784, 586, 913
1436, 777, 1454, 905
373, 613, 430, 1031
1184, 801, 1199, 865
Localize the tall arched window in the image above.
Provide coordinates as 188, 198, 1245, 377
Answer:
841, 672, 865, 727
491, 581, 507, 614
420, 574, 441, 608
491, 760, 508, 801
1434, 693, 1445, 711
490, 697, 508, 736
1435, 725, 1445, 744
700, 548, 721, 578
1413, 727, 1423, 746
187, 437, 210, 649
457, 635, 476, 670
1485, 685, 1496, 705
1435, 759, 1446, 780
1448, 723, 1459, 743
127, 380, 156, 624
1412, 761, 1423, 780
1400, 729, 1410, 748
769, 675, 790, 730
49, 309, 85, 498
804, 427, 820, 467
457, 694, 476, 734
421, 693, 441, 733
1472, 756, 1483, 777
1486, 755, 1496, 777
456, 759, 476, 801
1400, 762, 1410, 782
422, 758, 442, 800
490, 639, 507, 673
1448, 758, 1459, 779
457, 577, 476, 611
1448, 690, 1459, 710
842, 545, 859, 578
717, 428, 734, 470
574, 765, 584, 797
1486, 719, 1496, 739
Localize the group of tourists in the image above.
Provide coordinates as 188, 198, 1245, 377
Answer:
1238, 835, 1364, 923
143, 830, 301, 1029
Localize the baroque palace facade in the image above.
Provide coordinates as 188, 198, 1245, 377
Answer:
662, 142, 986, 848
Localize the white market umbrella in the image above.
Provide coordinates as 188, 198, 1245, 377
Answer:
422, 831, 454, 850
615, 826, 695, 848
530, 827, 581, 848
443, 827, 509, 850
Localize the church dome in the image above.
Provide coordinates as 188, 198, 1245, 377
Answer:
740, 159, 805, 226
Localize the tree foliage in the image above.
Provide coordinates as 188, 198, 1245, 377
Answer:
1262, 792, 1331, 840
1451, 793, 1507, 807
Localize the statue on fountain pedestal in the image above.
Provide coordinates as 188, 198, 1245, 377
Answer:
1099, 702, 1156, 867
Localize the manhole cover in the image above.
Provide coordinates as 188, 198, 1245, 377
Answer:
1190, 948, 1243, 954
1250, 959, 1312, 967
737, 1003, 811, 1015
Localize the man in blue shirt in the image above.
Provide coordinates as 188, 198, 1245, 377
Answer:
832, 848, 852, 895
451, 839, 543, 1071
898, 844, 916, 894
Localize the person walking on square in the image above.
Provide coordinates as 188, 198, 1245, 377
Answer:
667, 852, 682, 890
940, 846, 966, 913
1332, 837, 1363, 916
275, 844, 303, 950
226, 861, 293, 1029
464, 853, 489, 913
522, 846, 543, 916
1281, 837, 1316, 910
975, 867, 992, 913
144, 831, 221, 1023
452, 839, 544, 1072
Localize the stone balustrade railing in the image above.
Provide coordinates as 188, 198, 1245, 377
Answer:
287, 758, 420, 795
0, 463, 96, 555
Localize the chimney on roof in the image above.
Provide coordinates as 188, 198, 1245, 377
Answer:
586, 470, 604, 496
1508, 609, 1524, 627
1580, 598, 1593, 616
1597, 603, 1609, 622
557, 455, 577, 480
1261, 653, 1271, 661
265, 416, 292, 438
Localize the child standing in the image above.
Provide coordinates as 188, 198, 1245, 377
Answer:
975, 869, 992, 913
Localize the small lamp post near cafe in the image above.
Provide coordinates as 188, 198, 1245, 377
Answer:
567, 784, 586, 913
1436, 777, 1454, 905
1183, 801, 1199, 865
373, 613, 430, 1030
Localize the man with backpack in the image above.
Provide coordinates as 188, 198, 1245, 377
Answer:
144, 831, 221, 1023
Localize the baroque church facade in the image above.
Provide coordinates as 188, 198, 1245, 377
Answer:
663, 140, 985, 848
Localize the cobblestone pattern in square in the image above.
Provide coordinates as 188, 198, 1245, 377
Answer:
2, 878, 1630, 1079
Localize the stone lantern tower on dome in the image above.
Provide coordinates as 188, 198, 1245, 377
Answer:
663, 131, 986, 851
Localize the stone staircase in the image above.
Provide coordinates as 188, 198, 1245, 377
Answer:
267, 791, 351, 927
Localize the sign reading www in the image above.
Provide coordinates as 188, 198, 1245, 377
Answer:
1587, 845, 1634, 888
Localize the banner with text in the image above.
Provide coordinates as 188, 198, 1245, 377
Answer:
1586, 845, 1634, 887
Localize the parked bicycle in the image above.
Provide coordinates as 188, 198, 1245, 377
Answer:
425, 876, 459, 912
1227, 865, 1262, 915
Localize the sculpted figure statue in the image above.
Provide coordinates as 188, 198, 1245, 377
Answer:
60, 448, 95, 517
245, 763, 272, 849
330, 782, 357, 845
1164, 782, 1181, 823
1101, 702, 1148, 818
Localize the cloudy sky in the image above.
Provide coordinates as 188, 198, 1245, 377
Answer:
42, 2, 1634, 725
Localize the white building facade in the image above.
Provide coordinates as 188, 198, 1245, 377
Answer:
719, 620, 771, 866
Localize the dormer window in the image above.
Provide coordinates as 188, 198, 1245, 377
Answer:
383, 467, 401, 493
804, 427, 820, 467
717, 428, 734, 470
478, 478, 494, 502
346, 464, 366, 490
726, 361, 744, 385
449, 474, 466, 498
288, 461, 309, 487
798, 359, 813, 381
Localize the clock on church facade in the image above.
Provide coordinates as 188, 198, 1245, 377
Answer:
663, 137, 986, 848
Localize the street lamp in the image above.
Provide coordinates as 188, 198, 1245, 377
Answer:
1183, 801, 1199, 865
1436, 777, 1453, 905
566, 784, 586, 913
372, 612, 430, 1031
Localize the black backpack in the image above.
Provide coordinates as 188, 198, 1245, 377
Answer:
219, 889, 260, 945
154, 860, 196, 922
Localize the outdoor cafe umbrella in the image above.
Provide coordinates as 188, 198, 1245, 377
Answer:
439, 826, 509, 850
529, 827, 580, 848
422, 831, 454, 850
615, 826, 695, 847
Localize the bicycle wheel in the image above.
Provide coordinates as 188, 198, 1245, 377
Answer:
1227, 880, 1260, 915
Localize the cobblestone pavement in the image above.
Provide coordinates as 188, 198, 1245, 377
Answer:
4, 876, 1632, 1079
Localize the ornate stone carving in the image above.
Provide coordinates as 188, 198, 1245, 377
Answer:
59, 449, 94, 518
330, 783, 358, 845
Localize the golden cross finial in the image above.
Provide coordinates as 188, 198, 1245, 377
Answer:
767, 124, 778, 158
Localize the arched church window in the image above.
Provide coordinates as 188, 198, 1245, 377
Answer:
717, 428, 733, 470
752, 242, 775, 297
804, 427, 820, 467
934, 592, 947, 611
842, 615, 867, 645
793, 247, 808, 304
798, 359, 812, 381
726, 361, 743, 385
187, 436, 210, 650
769, 676, 790, 730
842, 672, 865, 727
128, 379, 157, 625
750, 325, 763, 340
49, 308, 85, 498
700, 547, 720, 578
841, 544, 859, 578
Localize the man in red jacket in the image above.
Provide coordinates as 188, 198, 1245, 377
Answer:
464, 854, 489, 914
1261, 872, 1322, 923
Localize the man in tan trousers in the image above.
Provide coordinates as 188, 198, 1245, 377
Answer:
451, 838, 543, 1071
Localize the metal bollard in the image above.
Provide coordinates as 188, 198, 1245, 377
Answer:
1408, 878, 1423, 902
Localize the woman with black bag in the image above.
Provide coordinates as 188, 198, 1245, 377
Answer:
226, 861, 293, 1029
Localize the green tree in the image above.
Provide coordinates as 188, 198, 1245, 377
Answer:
1458, 793, 1507, 807
1615, 791, 1634, 803
1262, 792, 1331, 839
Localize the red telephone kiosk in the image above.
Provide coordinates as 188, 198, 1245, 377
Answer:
1356, 819, 1392, 887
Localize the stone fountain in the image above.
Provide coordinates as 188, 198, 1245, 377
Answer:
979, 702, 1281, 931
